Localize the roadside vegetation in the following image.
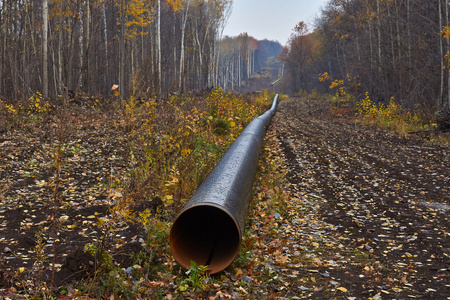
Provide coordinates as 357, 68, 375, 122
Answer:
278, 1, 450, 140
316, 72, 450, 142
0, 90, 285, 299
1, 87, 448, 299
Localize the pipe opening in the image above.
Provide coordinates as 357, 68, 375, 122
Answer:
169, 205, 240, 274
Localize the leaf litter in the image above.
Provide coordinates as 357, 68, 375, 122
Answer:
0, 108, 143, 290
263, 96, 449, 299
0, 96, 448, 299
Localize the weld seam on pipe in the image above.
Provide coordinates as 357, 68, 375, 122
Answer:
169, 94, 278, 274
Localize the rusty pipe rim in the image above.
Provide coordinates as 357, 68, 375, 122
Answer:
169, 203, 241, 274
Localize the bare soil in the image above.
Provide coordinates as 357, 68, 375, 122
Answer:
0, 96, 448, 299
270, 96, 449, 299
0, 109, 148, 291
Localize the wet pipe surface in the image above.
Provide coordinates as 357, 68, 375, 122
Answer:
169, 95, 279, 274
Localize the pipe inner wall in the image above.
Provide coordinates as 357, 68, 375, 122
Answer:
170, 204, 240, 274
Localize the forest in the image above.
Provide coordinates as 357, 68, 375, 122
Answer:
2, 0, 450, 118
0, 0, 282, 102
280, 0, 450, 117
0, 0, 449, 298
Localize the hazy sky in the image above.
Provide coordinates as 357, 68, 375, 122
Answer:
222, 0, 329, 45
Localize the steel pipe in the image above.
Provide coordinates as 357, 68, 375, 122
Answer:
270, 63, 284, 86
169, 94, 278, 274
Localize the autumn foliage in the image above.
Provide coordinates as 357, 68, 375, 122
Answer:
280, 0, 450, 123
0, 88, 278, 298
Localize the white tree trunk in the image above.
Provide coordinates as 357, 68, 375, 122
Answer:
407, 0, 412, 69
85, 0, 90, 93
376, 0, 382, 74
42, 0, 48, 98
157, 0, 162, 95
0, 0, 4, 93
446, 0, 450, 109
395, 0, 401, 61
439, 0, 444, 108
120, 0, 125, 100
58, 31, 62, 94
238, 52, 241, 87
367, 5, 374, 70
77, 14, 84, 90
102, 0, 109, 94
179, 0, 190, 92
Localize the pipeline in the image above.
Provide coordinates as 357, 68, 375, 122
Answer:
270, 64, 284, 86
169, 94, 279, 274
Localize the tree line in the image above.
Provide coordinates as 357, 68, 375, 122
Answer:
0, 0, 230, 101
219, 34, 282, 91
0, 0, 284, 102
280, 0, 450, 114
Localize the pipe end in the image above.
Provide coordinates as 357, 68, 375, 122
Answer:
169, 205, 241, 274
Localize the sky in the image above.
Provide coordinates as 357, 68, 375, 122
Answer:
222, 0, 329, 45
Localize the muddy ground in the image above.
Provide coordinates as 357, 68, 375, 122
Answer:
0, 108, 147, 291
270, 96, 449, 298
0, 96, 448, 299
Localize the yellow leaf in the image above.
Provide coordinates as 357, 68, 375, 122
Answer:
19, 267, 25, 274
235, 268, 243, 278
167, 0, 182, 12
442, 27, 450, 39
112, 191, 123, 199
164, 195, 174, 205
181, 148, 191, 158
337, 287, 348, 293
179, 284, 188, 292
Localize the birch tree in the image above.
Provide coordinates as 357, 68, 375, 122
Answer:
156, 0, 161, 95
179, 0, 191, 92
42, 0, 49, 98
0, 0, 235, 100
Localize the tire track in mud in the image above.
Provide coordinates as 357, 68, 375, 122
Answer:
271, 96, 450, 299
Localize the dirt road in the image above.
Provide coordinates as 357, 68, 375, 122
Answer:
269, 96, 449, 298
